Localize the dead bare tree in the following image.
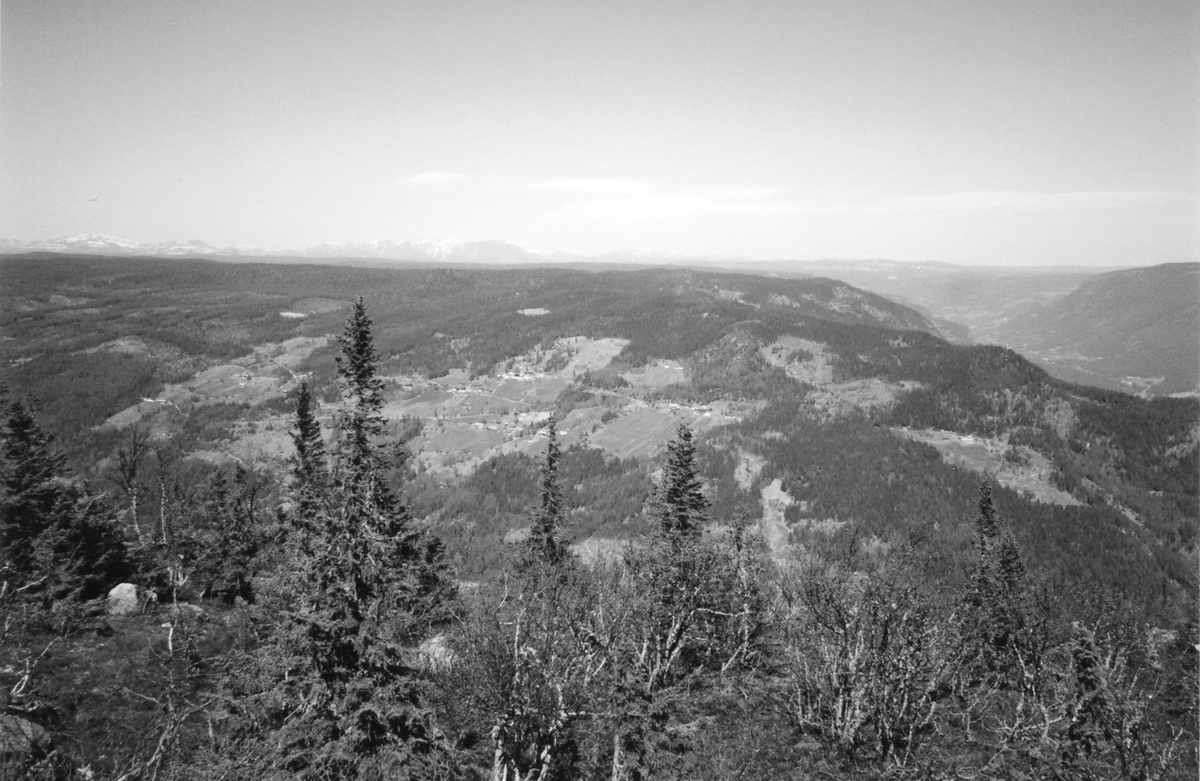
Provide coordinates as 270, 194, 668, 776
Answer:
110, 426, 151, 546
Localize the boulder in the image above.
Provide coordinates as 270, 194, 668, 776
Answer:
106, 583, 141, 616
418, 633, 455, 672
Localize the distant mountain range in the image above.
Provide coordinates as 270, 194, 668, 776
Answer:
0, 233, 554, 263
4, 233, 1195, 396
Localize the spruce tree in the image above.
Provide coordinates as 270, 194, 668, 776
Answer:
996, 530, 1028, 597
966, 479, 1004, 610
2, 399, 67, 562
289, 381, 327, 532
961, 480, 1033, 689
327, 297, 454, 630
652, 423, 709, 542
0, 398, 129, 603
525, 423, 568, 569
975, 478, 1000, 549
223, 298, 455, 778
332, 297, 390, 510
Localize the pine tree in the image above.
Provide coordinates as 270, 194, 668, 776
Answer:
525, 423, 569, 569
652, 423, 709, 542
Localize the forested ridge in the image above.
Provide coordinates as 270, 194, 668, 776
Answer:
1, 257, 1196, 778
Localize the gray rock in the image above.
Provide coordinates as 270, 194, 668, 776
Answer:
106, 583, 141, 616
418, 633, 454, 672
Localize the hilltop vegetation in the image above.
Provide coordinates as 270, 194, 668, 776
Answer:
1, 256, 1196, 778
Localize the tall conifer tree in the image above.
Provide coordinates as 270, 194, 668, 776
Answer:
332, 297, 392, 516
525, 423, 568, 568
652, 423, 708, 542
0, 398, 129, 602
962, 479, 1034, 689
289, 382, 327, 531
227, 298, 454, 778
975, 478, 1000, 548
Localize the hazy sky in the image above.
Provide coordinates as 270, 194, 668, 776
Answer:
3, 0, 1197, 265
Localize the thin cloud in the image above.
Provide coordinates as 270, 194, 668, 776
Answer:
558, 184, 809, 221
396, 178, 1190, 224
528, 178, 659, 196
399, 171, 466, 187
878, 190, 1191, 213
569, 187, 1194, 220
397, 173, 659, 197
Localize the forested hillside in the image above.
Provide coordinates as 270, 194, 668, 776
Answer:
993, 262, 1200, 396
1, 255, 1196, 779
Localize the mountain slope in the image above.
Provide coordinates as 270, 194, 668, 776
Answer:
997, 263, 1200, 396
700, 257, 1196, 397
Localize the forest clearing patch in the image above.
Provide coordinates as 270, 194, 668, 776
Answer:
761, 337, 834, 385
101, 337, 327, 431
557, 337, 629, 376
588, 408, 686, 460
806, 379, 922, 417
416, 423, 509, 458
589, 403, 740, 460
83, 336, 179, 359
499, 336, 629, 378
291, 297, 349, 314
621, 359, 689, 390
895, 427, 1080, 506
236, 336, 327, 373
493, 376, 572, 404
734, 450, 765, 490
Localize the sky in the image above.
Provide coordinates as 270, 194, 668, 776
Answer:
2, 0, 1197, 265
